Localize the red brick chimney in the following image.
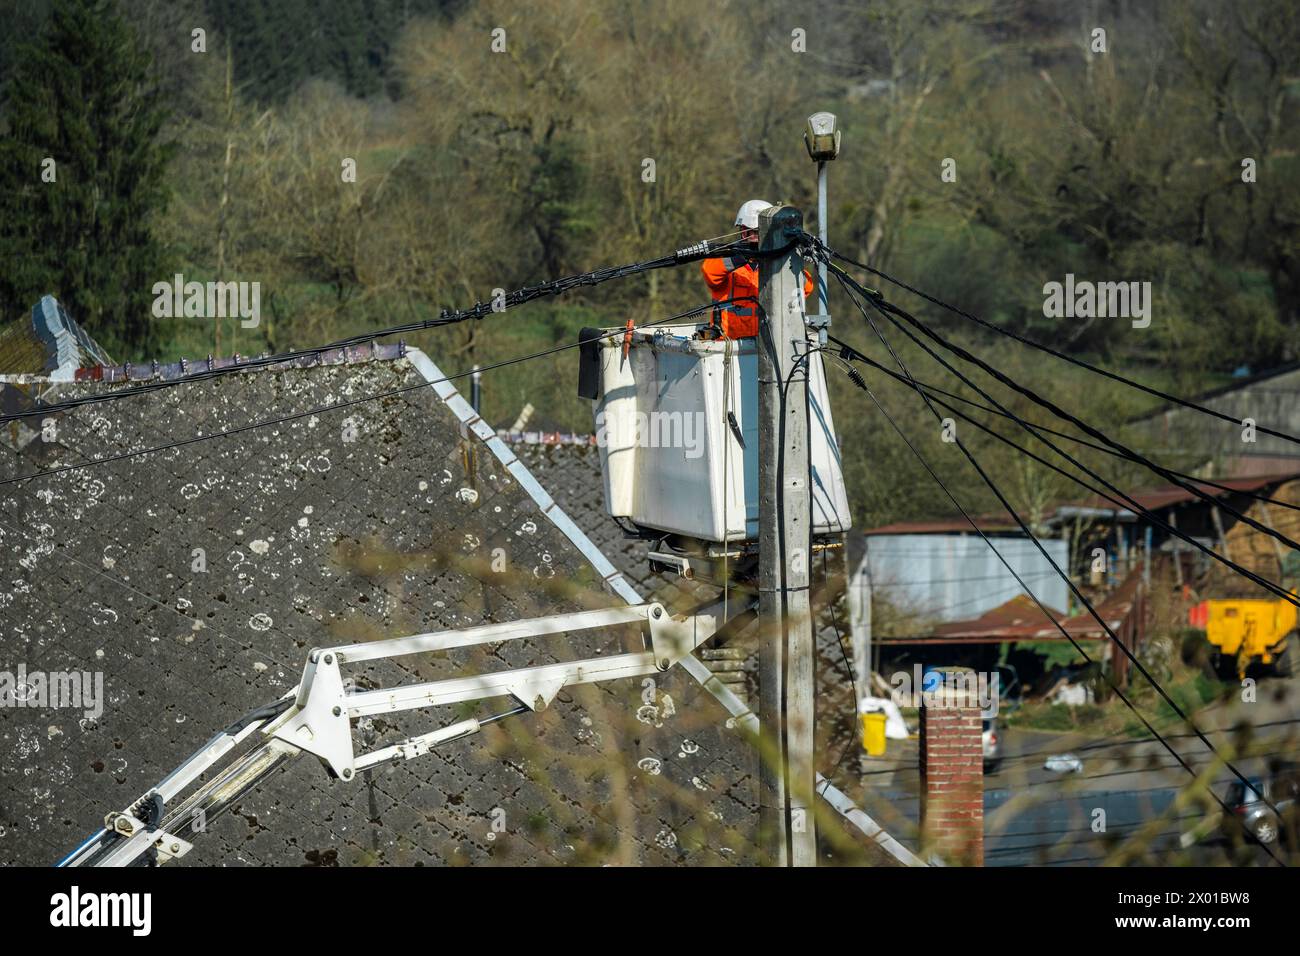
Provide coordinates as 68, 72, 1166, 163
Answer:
918, 677, 984, 866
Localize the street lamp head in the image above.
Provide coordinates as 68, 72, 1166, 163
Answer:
804, 111, 841, 162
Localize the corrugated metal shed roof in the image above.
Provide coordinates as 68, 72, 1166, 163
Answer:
915, 570, 1141, 643
1061, 472, 1300, 513
864, 514, 1021, 535
865, 472, 1300, 537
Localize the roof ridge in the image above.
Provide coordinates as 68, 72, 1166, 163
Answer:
75, 341, 409, 385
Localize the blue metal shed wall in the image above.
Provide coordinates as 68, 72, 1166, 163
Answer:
863, 534, 1069, 622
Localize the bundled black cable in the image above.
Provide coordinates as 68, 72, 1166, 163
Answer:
1, 236, 749, 427
0, 297, 737, 489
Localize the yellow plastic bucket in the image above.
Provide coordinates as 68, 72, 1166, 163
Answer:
861, 711, 887, 756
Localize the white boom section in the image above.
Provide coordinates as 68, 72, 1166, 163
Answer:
60, 599, 730, 867
271, 599, 721, 780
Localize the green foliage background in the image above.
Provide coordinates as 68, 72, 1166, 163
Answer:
1, 0, 1297, 530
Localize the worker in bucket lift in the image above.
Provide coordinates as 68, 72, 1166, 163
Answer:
701, 199, 815, 339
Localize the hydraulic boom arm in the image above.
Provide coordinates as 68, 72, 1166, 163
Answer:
58, 599, 737, 867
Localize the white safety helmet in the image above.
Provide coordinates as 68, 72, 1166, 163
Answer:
734, 199, 774, 230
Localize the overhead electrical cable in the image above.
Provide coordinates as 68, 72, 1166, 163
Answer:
818, 285, 1287, 861
814, 240, 1300, 449
1, 236, 773, 427
829, 329, 1300, 609
818, 253, 1300, 575
841, 359, 1300, 515
826, 348, 1285, 864
0, 298, 741, 489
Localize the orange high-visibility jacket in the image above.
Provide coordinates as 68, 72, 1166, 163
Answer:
701, 254, 816, 339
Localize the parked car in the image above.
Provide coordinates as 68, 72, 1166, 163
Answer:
981, 717, 1002, 773
1222, 762, 1300, 845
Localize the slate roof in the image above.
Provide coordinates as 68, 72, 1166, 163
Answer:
0, 332, 901, 867
508, 441, 757, 700
0, 350, 771, 866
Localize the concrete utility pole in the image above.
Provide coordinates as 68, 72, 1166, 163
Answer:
757, 203, 817, 867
